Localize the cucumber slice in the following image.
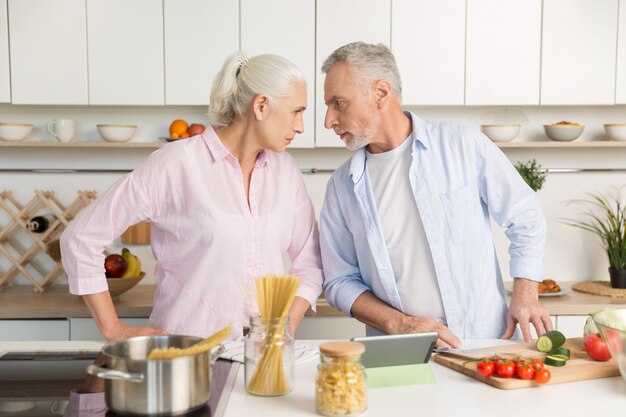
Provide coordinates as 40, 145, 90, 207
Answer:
545, 355, 567, 367
536, 330, 566, 353
549, 347, 571, 359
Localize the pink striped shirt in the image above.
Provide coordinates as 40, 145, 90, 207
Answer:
61, 126, 323, 339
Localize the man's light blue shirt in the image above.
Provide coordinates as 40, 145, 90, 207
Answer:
320, 112, 546, 339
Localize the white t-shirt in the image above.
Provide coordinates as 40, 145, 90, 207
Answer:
366, 136, 446, 322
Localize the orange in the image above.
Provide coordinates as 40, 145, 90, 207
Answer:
180, 132, 190, 138
169, 119, 188, 137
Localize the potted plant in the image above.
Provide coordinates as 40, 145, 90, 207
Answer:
562, 186, 626, 288
514, 159, 546, 192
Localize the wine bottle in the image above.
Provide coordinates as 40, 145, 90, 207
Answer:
26, 214, 57, 233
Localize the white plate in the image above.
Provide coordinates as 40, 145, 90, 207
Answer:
506, 288, 570, 297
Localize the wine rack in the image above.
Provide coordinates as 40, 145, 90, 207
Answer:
0, 190, 97, 292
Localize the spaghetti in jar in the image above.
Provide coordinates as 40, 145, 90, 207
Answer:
316, 341, 366, 416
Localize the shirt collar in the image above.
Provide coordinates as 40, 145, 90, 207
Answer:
202, 125, 270, 168
348, 111, 429, 184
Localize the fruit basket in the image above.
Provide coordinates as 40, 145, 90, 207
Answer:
107, 272, 145, 298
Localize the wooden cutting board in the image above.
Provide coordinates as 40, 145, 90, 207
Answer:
434, 338, 620, 389
121, 222, 151, 245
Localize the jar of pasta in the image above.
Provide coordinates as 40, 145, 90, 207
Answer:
244, 316, 295, 396
316, 341, 366, 416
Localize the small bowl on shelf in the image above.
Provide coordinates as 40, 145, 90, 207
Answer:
480, 124, 521, 142
97, 124, 137, 142
544, 121, 584, 141
604, 124, 626, 141
0, 123, 33, 141
107, 271, 145, 297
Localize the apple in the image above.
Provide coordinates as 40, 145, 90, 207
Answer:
104, 254, 127, 278
188, 123, 205, 136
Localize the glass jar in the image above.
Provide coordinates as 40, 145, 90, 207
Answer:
244, 316, 294, 396
316, 341, 367, 416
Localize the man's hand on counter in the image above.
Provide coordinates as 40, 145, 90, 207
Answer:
502, 277, 553, 342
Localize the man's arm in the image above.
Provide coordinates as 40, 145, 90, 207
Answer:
502, 278, 553, 341
351, 291, 461, 348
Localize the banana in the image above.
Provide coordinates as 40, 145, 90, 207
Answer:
121, 248, 142, 279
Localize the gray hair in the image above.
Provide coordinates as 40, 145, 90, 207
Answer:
209, 52, 305, 126
321, 42, 402, 100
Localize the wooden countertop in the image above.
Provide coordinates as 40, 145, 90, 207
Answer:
1, 282, 625, 320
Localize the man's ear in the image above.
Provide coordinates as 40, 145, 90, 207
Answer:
374, 80, 392, 109
252, 94, 269, 121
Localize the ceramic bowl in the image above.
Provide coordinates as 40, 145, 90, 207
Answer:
107, 271, 145, 297
97, 124, 137, 142
604, 124, 626, 141
0, 123, 33, 141
480, 124, 521, 142
592, 309, 626, 384
544, 123, 584, 141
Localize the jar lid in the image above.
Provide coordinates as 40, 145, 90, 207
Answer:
319, 341, 365, 357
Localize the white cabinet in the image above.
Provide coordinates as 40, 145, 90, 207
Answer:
0, 0, 9, 103
241, 0, 315, 148
616, 0, 626, 104
87, 0, 164, 105
392, 0, 465, 106
295, 317, 365, 340
69, 317, 149, 341
466, 0, 541, 105
315, 0, 391, 148
541, 0, 619, 105
164, 0, 238, 106
7, 0, 88, 105
0, 320, 69, 341
556, 315, 587, 339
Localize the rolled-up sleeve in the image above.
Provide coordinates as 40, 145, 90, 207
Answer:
320, 177, 370, 317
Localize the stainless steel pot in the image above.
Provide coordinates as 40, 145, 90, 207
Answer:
87, 335, 224, 416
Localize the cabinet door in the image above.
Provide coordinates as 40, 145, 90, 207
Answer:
0, 0, 9, 103
392, 0, 465, 106
164, 0, 238, 106
0, 320, 69, 341
541, 0, 618, 105
241, 0, 315, 149
556, 315, 587, 339
87, 0, 164, 105
617, 0, 626, 104
315, 0, 391, 148
8, 0, 88, 104
466, 0, 541, 105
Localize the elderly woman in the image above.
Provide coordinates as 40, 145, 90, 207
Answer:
61, 53, 323, 341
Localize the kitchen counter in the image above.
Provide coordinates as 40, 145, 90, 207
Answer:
1, 282, 625, 319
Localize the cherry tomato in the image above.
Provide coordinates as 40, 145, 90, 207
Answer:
516, 364, 535, 380
476, 359, 495, 377
534, 368, 551, 384
531, 359, 545, 370
584, 333, 612, 361
496, 360, 515, 378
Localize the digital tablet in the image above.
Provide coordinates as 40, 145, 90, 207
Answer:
351, 332, 438, 368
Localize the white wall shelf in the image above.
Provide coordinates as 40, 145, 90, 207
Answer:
2, 140, 626, 150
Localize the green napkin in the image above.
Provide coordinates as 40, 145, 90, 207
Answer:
365, 363, 435, 388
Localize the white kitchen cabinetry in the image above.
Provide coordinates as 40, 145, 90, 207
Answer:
164, 0, 238, 106
315, 0, 391, 148
7, 0, 88, 105
87, 0, 164, 105
69, 318, 149, 341
241, 0, 315, 148
616, 0, 626, 104
556, 315, 587, 339
0, 0, 9, 103
466, 0, 541, 105
392, 0, 465, 106
295, 317, 365, 340
541, 0, 619, 105
0, 320, 69, 341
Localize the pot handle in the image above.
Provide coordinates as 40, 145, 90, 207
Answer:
210, 344, 225, 364
86, 364, 144, 383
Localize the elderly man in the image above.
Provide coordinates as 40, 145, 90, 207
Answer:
319, 42, 550, 347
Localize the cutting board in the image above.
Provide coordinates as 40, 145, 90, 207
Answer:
434, 338, 620, 389
121, 222, 151, 245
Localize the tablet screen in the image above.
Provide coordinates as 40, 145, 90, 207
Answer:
351, 332, 438, 368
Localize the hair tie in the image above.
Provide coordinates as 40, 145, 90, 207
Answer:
236, 55, 249, 77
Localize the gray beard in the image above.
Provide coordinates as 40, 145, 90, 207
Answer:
343, 121, 378, 151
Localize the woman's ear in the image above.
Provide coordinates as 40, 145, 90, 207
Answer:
252, 94, 269, 121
